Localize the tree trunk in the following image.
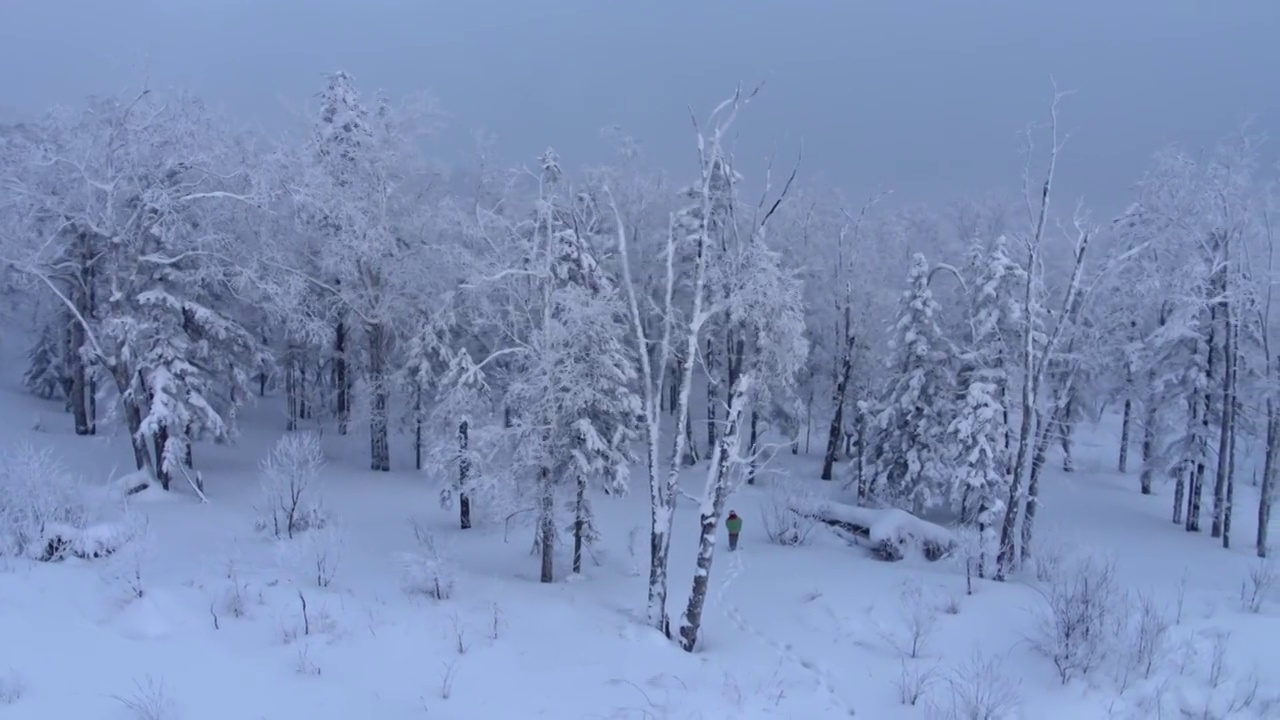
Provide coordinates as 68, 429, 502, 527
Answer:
668, 359, 680, 417
119, 366, 157, 479
1174, 397, 1197, 525
746, 409, 759, 485
682, 407, 699, 465
1021, 408, 1057, 565
1223, 396, 1237, 549
996, 374, 1036, 580
335, 319, 350, 435
458, 419, 472, 530
1188, 314, 1217, 533
300, 362, 310, 420
1211, 297, 1235, 539
821, 335, 855, 480
705, 337, 717, 457
285, 352, 299, 431
572, 473, 587, 574
1059, 395, 1075, 473
678, 377, 751, 652
538, 465, 555, 583
1119, 397, 1132, 473
66, 309, 91, 436
1140, 383, 1158, 495
153, 425, 171, 491
368, 322, 390, 472
413, 384, 423, 471
1259, 398, 1276, 558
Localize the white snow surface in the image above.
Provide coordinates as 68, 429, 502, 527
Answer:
1, 364, 1278, 719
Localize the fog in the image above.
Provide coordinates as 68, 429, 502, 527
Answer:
3, 0, 1277, 213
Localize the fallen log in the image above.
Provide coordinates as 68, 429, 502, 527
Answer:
788, 500, 956, 561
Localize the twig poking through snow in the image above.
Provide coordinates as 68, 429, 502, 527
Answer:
110, 676, 178, 720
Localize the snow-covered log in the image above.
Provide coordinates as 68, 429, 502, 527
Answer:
788, 499, 957, 561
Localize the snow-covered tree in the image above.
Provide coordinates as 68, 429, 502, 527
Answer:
674, 87, 809, 652
865, 253, 955, 513
271, 71, 442, 471
445, 150, 639, 583
2, 90, 266, 486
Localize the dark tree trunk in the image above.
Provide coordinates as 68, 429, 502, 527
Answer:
285, 352, 299, 431
681, 407, 699, 465
538, 465, 555, 583
300, 362, 310, 420
153, 425, 171, 491
413, 385, 423, 471
1188, 311, 1217, 533
458, 420, 472, 530
1173, 397, 1196, 525
368, 322, 390, 472
705, 338, 717, 456
1059, 395, 1075, 473
746, 410, 759, 485
822, 323, 856, 480
335, 319, 350, 435
1211, 296, 1235, 539
1223, 396, 1237, 549
1259, 396, 1276, 558
572, 474, 587, 574
1119, 397, 1132, 473
1021, 408, 1059, 565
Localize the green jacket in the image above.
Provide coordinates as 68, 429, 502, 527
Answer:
726, 515, 743, 534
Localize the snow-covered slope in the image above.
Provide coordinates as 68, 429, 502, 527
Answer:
0, 351, 1277, 719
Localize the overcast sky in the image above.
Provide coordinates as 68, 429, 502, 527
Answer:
2, 0, 1277, 215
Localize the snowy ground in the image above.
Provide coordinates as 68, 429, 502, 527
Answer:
1, 363, 1278, 719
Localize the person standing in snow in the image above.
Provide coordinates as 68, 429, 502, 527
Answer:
726, 510, 743, 551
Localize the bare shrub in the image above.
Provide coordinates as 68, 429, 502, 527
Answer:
302, 523, 344, 588
895, 659, 939, 706
295, 645, 322, 676
879, 579, 938, 659
110, 675, 178, 720
101, 516, 153, 603
941, 593, 962, 615
1240, 558, 1275, 614
1113, 590, 1172, 693
1027, 553, 1121, 684
439, 659, 460, 700
927, 650, 1020, 720
760, 482, 820, 547
400, 520, 454, 600
255, 432, 326, 539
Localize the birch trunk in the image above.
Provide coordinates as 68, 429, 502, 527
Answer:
678, 375, 752, 652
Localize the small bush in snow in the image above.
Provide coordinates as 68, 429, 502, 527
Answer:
302, 524, 344, 588
895, 659, 939, 706
880, 579, 938, 659
1239, 558, 1275, 614
927, 650, 1020, 720
0, 444, 125, 562
1027, 553, 1122, 684
255, 432, 327, 539
0, 668, 26, 705
1112, 590, 1172, 692
111, 675, 178, 720
760, 482, 820, 547
400, 520, 454, 600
